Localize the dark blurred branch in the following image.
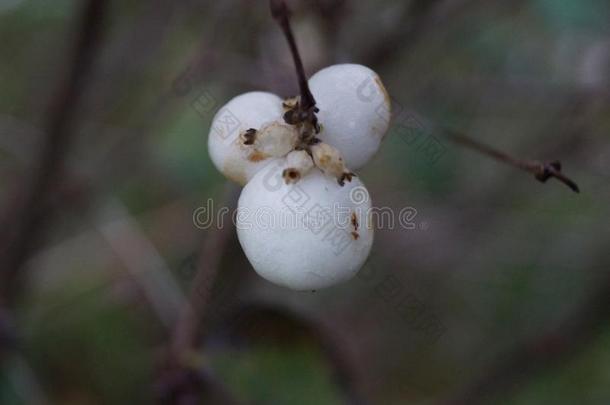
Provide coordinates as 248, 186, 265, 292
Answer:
360, 0, 579, 192
361, 0, 528, 69
443, 129, 580, 192
0, 0, 108, 306
159, 183, 241, 404
0, 308, 16, 351
156, 366, 241, 405
311, 0, 348, 62
98, 200, 187, 330
361, 0, 460, 67
170, 184, 239, 356
217, 302, 369, 405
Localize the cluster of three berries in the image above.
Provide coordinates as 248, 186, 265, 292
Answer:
208, 64, 391, 290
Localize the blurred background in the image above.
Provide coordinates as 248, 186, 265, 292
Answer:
1, 0, 609, 404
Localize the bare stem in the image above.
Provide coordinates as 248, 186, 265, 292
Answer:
443, 129, 580, 193
170, 185, 238, 355
159, 184, 241, 404
0, 0, 107, 306
270, 0, 317, 110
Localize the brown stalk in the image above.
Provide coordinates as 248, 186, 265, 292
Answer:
443, 129, 580, 193
270, 0, 316, 109
159, 184, 241, 404
270, 0, 320, 132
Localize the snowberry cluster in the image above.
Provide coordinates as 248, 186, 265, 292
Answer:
208, 64, 391, 290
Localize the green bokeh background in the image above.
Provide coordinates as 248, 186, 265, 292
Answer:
1, 0, 609, 403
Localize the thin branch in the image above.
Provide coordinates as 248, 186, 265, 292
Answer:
170, 184, 239, 356
270, 0, 320, 133
270, 0, 316, 110
442, 129, 580, 193
0, 0, 108, 306
159, 183, 241, 404
97, 199, 188, 330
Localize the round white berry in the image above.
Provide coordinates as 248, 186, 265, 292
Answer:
309, 64, 391, 169
208, 92, 285, 185
236, 164, 374, 290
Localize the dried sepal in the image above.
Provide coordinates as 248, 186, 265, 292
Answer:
241, 121, 299, 158
311, 142, 355, 186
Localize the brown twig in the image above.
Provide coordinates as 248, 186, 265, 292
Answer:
270, 0, 320, 132
443, 129, 580, 193
270, 0, 316, 109
160, 183, 241, 404
170, 184, 239, 356
97, 199, 188, 330
0, 0, 108, 306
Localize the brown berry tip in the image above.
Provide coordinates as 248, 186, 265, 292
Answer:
282, 168, 301, 184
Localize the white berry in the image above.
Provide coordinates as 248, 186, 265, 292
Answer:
309, 64, 391, 169
208, 92, 284, 185
236, 164, 374, 290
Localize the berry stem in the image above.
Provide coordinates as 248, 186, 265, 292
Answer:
270, 0, 317, 110
444, 129, 580, 193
